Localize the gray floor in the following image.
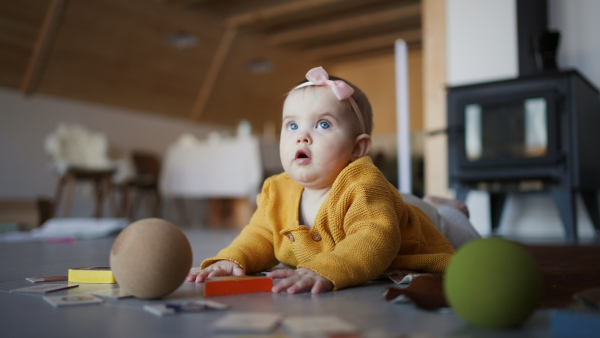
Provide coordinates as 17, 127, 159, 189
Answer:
0, 227, 563, 338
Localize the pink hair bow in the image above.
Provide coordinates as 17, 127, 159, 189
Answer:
294, 66, 367, 135
305, 66, 355, 101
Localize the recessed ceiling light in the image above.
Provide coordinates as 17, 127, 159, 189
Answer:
166, 31, 198, 49
246, 59, 273, 73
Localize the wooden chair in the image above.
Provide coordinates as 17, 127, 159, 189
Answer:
53, 167, 117, 218
45, 123, 119, 218
121, 151, 162, 220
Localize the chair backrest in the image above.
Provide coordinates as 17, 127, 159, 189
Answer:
131, 151, 161, 185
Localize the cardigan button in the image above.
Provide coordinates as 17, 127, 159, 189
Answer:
312, 234, 322, 242
287, 233, 295, 242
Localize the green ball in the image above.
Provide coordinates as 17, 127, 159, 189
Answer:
444, 237, 542, 328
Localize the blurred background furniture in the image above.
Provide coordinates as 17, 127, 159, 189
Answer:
160, 133, 282, 227
53, 167, 117, 218
45, 123, 130, 218
120, 151, 162, 220
0, 198, 52, 231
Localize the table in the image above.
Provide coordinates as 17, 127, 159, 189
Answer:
0, 229, 553, 337
160, 135, 282, 199
159, 135, 282, 227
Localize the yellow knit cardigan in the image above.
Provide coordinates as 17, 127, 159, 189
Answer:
201, 156, 454, 290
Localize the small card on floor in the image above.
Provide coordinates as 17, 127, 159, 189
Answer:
211, 312, 282, 333
282, 315, 358, 335
144, 304, 176, 316
10, 283, 78, 293
144, 300, 229, 316
44, 294, 104, 307
26, 276, 69, 283
87, 288, 133, 299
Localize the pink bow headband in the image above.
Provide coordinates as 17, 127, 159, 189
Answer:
293, 66, 367, 135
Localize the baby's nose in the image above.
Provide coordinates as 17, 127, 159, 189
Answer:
296, 130, 311, 143
296, 133, 311, 143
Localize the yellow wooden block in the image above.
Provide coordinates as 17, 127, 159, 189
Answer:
68, 266, 116, 283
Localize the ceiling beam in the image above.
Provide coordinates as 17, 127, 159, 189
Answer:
190, 26, 237, 120
267, 3, 420, 46
306, 29, 421, 59
20, 0, 68, 95
226, 0, 346, 28
190, 0, 347, 121
153, 0, 212, 5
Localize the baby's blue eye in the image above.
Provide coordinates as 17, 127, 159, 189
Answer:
318, 121, 330, 129
288, 123, 298, 130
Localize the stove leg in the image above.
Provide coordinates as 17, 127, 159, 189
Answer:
551, 187, 578, 242
580, 191, 600, 236
489, 193, 507, 234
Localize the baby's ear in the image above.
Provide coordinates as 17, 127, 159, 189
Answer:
352, 134, 372, 161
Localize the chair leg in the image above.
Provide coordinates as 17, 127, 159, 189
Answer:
52, 176, 66, 218
63, 173, 75, 217
152, 189, 161, 217
175, 198, 189, 226
94, 177, 103, 218
119, 185, 130, 218
130, 189, 142, 220
104, 177, 117, 217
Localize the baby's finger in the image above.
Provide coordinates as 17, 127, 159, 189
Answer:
266, 269, 296, 279
287, 276, 317, 294
186, 267, 202, 281
310, 279, 333, 294
193, 270, 212, 283
232, 267, 246, 276
207, 268, 231, 278
271, 274, 300, 293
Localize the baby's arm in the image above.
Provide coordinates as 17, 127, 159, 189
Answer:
267, 268, 333, 294
186, 260, 245, 283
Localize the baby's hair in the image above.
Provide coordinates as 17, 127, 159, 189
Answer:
287, 75, 373, 136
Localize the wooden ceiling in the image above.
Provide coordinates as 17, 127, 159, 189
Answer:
0, 0, 421, 131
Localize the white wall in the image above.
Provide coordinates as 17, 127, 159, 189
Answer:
0, 88, 231, 217
446, 0, 600, 239
549, 0, 600, 89
447, 0, 518, 86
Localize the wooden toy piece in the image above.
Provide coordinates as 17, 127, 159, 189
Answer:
204, 276, 273, 296
110, 218, 192, 299
68, 266, 116, 283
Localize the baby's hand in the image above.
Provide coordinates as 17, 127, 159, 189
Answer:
267, 268, 333, 294
186, 260, 245, 283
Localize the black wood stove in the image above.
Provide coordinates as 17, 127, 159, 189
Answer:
447, 70, 600, 240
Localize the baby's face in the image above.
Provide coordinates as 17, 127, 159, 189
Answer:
280, 86, 357, 190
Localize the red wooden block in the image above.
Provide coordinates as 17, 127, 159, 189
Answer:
204, 276, 273, 296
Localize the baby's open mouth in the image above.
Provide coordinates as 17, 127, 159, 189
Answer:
295, 149, 310, 160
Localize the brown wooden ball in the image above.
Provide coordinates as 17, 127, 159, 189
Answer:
110, 218, 192, 299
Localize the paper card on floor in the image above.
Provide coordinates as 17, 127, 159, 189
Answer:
211, 312, 282, 333
10, 283, 78, 293
166, 300, 230, 312
282, 315, 358, 335
144, 300, 230, 316
144, 304, 177, 316
26, 276, 69, 283
87, 288, 133, 299
44, 294, 104, 307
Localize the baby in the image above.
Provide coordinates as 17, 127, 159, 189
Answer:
187, 66, 478, 294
